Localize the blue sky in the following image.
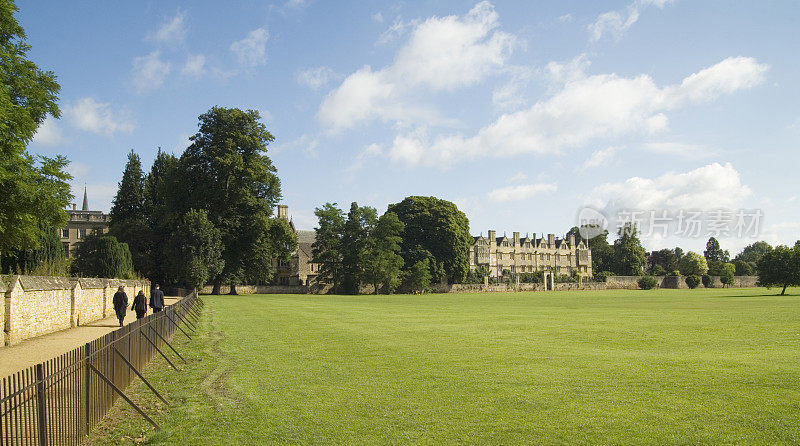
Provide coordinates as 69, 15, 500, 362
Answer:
18, 0, 800, 255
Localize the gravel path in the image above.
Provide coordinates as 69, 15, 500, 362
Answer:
0, 296, 182, 377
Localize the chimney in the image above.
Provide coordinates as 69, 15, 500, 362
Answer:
569, 234, 575, 247
513, 231, 520, 246
548, 233, 555, 247
488, 230, 496, 246
532, 233, 537, 246
277, 204, 289, 220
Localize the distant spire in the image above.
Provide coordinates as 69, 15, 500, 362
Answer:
82, 186, 89, 211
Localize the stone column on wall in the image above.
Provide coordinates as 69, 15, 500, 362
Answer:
4, 276, 23, 346
1, 278, 7, 347
70, 280, 82, 327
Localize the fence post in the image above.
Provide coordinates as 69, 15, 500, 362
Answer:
85, 342, 91, 436
35, 364, 47, 446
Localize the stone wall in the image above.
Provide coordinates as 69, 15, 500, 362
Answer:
2, 275, 150, 346
604, 275, 759, 290
200, 284, 306, 295
0, 278, 6, 347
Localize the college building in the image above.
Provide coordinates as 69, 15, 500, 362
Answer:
470, 231, 592, 279
59, 188, 110, 258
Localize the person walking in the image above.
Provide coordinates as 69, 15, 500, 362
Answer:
112, 286, 128, 327
132, 290, 147, 319
150, 284, 165, 313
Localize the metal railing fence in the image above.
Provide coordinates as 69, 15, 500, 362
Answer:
0, 291, 202, 445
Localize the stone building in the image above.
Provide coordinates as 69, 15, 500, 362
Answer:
58, 188, 110, 258
470, 230, 592, 279
274, 205, 320, 286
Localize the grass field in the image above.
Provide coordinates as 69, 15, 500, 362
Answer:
92, 288, 800, 444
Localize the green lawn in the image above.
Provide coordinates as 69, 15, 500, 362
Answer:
92, 288, 800, 444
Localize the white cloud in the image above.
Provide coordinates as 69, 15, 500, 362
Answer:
31, 116, 64, 146
148, 11, 187, 46
377, 17, 418, 45
387, 56, 768, 167
65, 98, 134, 136
284, 0, 310, 9
579, 146, 619, 171
557, 13, 573, 23
230, 28, 269, 67
585, 162, 751, 212
492, 66, 532, 110
588, 0, 674, 42
297, 66, 334, 90
181, 54, 206, 76
273, 134, 319, 158
487, 183, 557, 202
641, 142, 708, 158
319, 1, 515, 132
505, 172, 528, 184
346, 143, 383, 174
131, 51, 171, 93
372, 12, 384, 23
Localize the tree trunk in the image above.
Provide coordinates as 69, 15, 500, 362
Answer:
374, 282, 379, 295
212, 282, 221, 295
781, 284, 787, 295
229, 283, 238, 295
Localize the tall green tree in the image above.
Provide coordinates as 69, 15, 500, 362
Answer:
363, 211, 404, 294
756, 244, 800, 295
341, 202, 378, 294
178, 107, 289, 293
142, 148, 180, 285
312, 203, 346, 293
646, 248, 679, 275
704, 237, 730, 263
403, 258, 431, 293
109, 150, 149, 275
612, 223, 646, 275
388, 196, 471, 284
164, 209, 224, 290
1, 0, 71, 254
1, 225, 66, 275
735, 241, 772, 268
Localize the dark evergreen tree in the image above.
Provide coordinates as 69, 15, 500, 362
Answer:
340, 202, 378, 294
1, 225, 65, 274
164, 209, 224, 290
143, 148, 180, 285
704, 237, 730, 263
70, 233, 134, 279
109, 150, 149, 275
363, 211, 405, 294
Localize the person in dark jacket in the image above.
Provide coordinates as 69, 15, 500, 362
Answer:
131, 290, 147, 319
112, 286, 128, 326
150, 284, 165, 313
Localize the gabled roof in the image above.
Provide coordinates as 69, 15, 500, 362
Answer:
296, 230, 316, 245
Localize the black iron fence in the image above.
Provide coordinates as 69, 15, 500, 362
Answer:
0, 291, 202, 445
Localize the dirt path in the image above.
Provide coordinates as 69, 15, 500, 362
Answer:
0, 296, 182, 377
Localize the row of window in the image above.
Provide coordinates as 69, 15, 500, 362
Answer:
60, 228, 88, 239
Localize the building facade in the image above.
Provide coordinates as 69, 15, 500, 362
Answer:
274, 205, 320, 286
470, 231, 592, 279
59, 189, 110, 258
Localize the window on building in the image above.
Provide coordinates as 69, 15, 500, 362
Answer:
63, 243, 70, 259
78, 229, 87, 239
61, 228, 69, 238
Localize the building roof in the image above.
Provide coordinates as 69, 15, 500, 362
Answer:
296, 230, 316, 245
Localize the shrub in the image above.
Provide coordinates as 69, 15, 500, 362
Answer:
702, 274, 714, 288
650, 265, 666, 276
594, 271, 615, 282
667, 270, 681, 277
638, 275, 658, 290
685, 275, 701, 289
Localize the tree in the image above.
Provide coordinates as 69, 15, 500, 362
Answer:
720, 262, 735, 287
312, 203, 346, 293
70, 233, 134, 279
1, 225, 66, 275
363, 211, 405, 294
164, 209, 224, 290
568, 225, 613, 276
403, 258, 431, 293
142, 148, 180, 285
756, 244, 800, 295
341, 202, 378, 294
735, 241, 772, 266
109, 150, 149, 275
1, 0, 71, 254
388, 196, 471, 283
679, 251, 708, 276
704, 237, 730, 263
178, 107, 289, 293
638, 275, 658, 290
733, 259, 754, 276
612, 223, 646, 275
646, 248, 679, 275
